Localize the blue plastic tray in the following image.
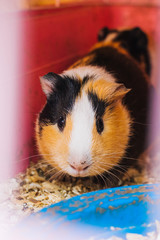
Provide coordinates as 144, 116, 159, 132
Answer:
17, 183, 160, 240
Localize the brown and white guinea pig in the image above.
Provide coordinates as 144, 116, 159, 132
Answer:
36, 27, 151, 184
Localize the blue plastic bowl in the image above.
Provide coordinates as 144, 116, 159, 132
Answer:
17, 183, 160, 240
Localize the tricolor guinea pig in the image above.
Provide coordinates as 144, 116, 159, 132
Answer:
36, 27, 151, 184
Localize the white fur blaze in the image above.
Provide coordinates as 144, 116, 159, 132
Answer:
68, 92, 94, 163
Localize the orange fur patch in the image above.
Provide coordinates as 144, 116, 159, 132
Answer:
84, 79, 130, 102
36, 115, 73, 172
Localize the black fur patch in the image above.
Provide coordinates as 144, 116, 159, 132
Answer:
113, 27, 151, 75
39, 74, 81, 131
82, 74, 97, 86
82, 75, 90, 86
88, 91, 109, 118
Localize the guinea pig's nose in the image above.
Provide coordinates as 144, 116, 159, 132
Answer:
69, 161, 90, 171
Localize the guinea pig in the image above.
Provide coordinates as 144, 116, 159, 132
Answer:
36, 27, 151, 184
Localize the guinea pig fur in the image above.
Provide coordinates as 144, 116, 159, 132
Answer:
36, 27, 151, 183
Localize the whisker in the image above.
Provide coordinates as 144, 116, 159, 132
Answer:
93, 169, 108, 187
96, 165, 121, 183
92, 152, 142, 163
92, 167, 111, 187
43, 167, 56, 177
48, 169, 64, 182
91, 160, 128, 172
15, 153, 55, 164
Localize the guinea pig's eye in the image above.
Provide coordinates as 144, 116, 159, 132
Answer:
96, 117, 104, 134
57, 116, 66, 131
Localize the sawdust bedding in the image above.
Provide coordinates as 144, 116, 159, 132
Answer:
0, 142, 160, 234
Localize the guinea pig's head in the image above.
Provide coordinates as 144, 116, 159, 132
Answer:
36, 66, 131, 178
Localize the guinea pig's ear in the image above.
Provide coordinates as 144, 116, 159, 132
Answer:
40, 72, 59, 98
111, 83, 131, 100
97, 27, 110, 42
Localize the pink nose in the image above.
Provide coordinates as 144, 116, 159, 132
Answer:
69, 161, 90, 172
